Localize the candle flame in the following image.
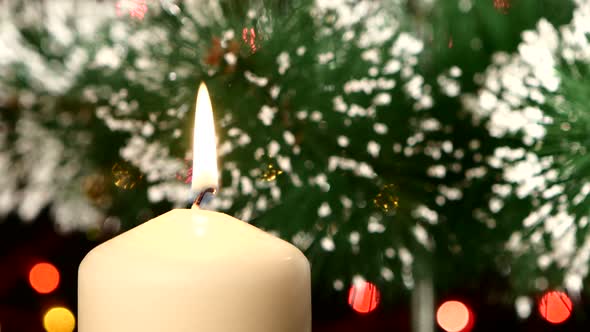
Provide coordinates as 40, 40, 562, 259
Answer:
192, 82, 219, 193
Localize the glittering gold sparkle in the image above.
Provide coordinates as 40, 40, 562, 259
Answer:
260, 163, 283, 182
374, 184, 399, 213
112, 162, 143, 189
83, 173, 111, 207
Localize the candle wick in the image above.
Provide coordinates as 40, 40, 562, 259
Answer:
193, 187, 217, 207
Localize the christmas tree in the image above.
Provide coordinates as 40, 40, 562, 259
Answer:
1, 0, 588, 329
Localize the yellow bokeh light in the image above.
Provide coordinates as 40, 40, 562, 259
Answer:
43, 307, 75, 332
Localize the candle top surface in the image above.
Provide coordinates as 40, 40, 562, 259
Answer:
83, 209, 305, 267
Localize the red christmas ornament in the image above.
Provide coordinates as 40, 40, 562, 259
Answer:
494, 0, 511, 13
538, 291, 573, 324
176, 158, 193, 184
242, 27, 259, 54
347, 281, 380, 314
204, 37, 225, 66
183, 166, 193, 184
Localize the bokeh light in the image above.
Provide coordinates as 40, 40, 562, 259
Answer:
348, 281, 380, 314
538, 291, 572, 324
436, 300, 474, 332
515, 296, 532, 319
43, 307, 75, 332
29, 262, 60, 294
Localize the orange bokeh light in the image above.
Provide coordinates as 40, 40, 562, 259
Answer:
29, 262, 60, 294
437, 300, 474, 332
348, 281, 380, 314
538, 291, 572, 324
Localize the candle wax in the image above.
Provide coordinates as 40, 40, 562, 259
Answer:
78, 208, 311, 332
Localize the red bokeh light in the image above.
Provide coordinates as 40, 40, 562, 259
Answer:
29, 262, 60, 294
348, 281, 380, 314
436, 300, 474, 332
538, 291, 572, 324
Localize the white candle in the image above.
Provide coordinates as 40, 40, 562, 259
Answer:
78, 84, 311, 332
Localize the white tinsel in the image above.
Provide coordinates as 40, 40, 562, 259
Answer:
0, 112, 102, 231
469, 0, 590, 289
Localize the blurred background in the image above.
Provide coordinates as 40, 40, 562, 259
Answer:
2, 0, 590, 331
